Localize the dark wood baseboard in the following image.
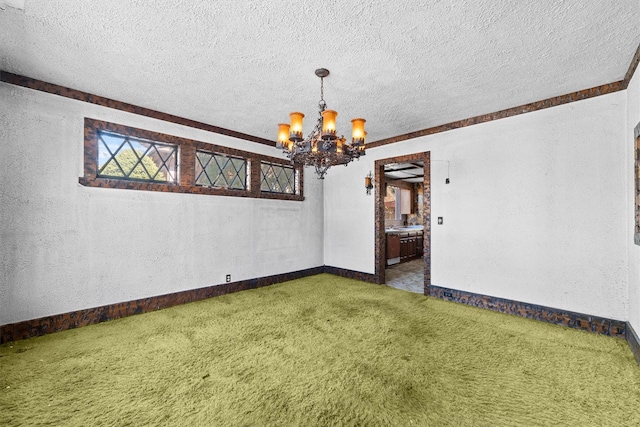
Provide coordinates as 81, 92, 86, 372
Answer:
0, 265, 375, 344
2, 267, 637, 365
627, 322, 640, 366
323, 266, 378, 283
429, 284, 626, 338
0, 267, 323, 344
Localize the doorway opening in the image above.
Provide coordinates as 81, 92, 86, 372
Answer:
374, 152, 431, 295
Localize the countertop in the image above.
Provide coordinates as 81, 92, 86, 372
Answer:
385, 226, 424, 234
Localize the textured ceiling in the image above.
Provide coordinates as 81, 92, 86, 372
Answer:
1, 1, 639, 144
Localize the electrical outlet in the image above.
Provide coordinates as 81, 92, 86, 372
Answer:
444, 292, 453, 298
226, 274, 231, 283
445, 178, 450, 184
438, 217, 443, 225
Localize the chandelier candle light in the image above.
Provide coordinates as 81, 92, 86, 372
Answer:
277, 68, 366, 179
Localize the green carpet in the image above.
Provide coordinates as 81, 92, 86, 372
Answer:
1, 274, 639, 426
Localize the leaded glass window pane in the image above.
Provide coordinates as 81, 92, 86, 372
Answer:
260, 162, 296, 194
97, 131, 177, 182
195, 151, 247, 190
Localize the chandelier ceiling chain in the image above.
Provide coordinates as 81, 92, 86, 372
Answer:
277, 68, 366, 179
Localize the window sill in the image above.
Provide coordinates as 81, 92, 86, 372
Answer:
78, 177, 305, 201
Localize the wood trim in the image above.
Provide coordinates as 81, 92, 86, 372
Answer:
430, 284, 627, 338
0, 267, 324, 344
2, 264, 636, 358
3, 40, 638, 154
367, 82, 625, 148
374, 152, 431, 289
622, 42, 640, 89
0, 71, 275, 147
384, 179, 415, 191
0, 266, 372, 344
627, 322, 640, 366
323, 266, 377, 283
369, 40, 638, 149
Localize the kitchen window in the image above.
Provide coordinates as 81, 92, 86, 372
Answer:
385, 186, 411, 221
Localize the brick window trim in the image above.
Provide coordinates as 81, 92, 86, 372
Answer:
80, 118, 304, 201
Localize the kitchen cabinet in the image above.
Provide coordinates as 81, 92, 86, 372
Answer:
385, 228, 424, 266
408, 236, 416, 256
386, 233, 400, 265
399, 232, 418, 261
400, 233, 409, 260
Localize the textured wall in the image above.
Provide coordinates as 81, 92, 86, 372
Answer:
324, 91, 629, 321
1, 77, 635, 327
628, 69, 640, 333
0, 83, 324, 325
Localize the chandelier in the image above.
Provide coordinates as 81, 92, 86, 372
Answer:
276, 68, 366, 179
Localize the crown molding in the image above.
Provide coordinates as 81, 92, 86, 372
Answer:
3, 42, 639, 152
367, 81, 625, 149
368, 42, 640, 149
0, 71, 276, 147
622, 42, 640, 89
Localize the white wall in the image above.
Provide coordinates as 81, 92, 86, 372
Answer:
325, 91, 629, 321
627, 68, 640, 333
2, 75, 636, 327
0, 83, 324, 325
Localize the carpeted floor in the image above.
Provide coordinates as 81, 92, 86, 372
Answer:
1, 274, 639, 426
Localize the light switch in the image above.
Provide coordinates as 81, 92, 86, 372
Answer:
438, 217, 443, 225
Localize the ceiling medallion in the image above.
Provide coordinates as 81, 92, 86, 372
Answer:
276, 68, 366, 179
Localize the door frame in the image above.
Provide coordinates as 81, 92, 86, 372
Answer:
374, 151, 431, 294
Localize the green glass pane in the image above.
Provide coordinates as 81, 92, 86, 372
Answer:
105, 149, 139, 176
99, 158, 125, 177
129, 153, 152, 179
97, 131, 176, 182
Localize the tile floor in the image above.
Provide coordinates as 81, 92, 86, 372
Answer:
385, 258, 425, 294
